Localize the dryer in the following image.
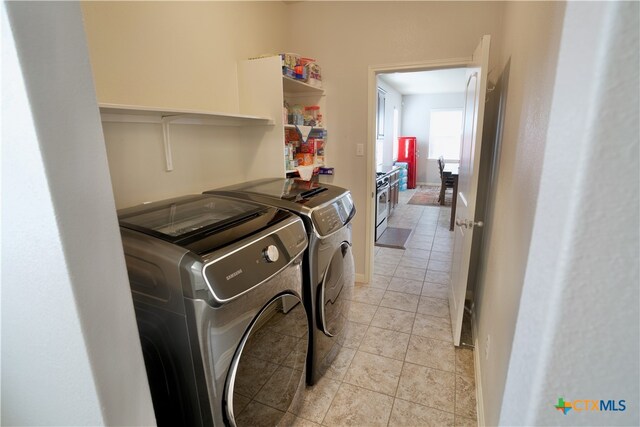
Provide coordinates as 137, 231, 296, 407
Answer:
118, 194, 309, 426
206, 179, 356, 385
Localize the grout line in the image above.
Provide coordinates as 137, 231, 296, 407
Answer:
348, 189, 463, 424
394, 396, 458, 417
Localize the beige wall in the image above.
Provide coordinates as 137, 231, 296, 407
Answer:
81, 2, 289, 208
81, 6, 568, 423
286, 1, 504, 277
472, 2, 566, 425
83, 0, 505, 257
499, 3, 639, 424
102, 123, 262, 208
3, 2, 155, 424
82, 1, 288, 112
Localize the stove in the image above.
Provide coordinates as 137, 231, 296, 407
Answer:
375, 173, 390, 240
376, 172, 389, 189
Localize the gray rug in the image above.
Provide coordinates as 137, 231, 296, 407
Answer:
375, 227, 413, 249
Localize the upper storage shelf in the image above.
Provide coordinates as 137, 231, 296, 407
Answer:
282, 76, 324, 95
98, 103, 274, 172
99, 103, 274, 126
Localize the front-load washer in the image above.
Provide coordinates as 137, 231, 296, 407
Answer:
205, 179, 356, 385
118, 194, 309, 426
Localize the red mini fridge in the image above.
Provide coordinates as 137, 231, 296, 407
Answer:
397, 136, 417, 189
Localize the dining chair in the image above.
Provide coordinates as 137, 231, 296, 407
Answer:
438, 156, 455, 205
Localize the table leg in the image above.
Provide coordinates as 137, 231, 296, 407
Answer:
449, 176, 458, 232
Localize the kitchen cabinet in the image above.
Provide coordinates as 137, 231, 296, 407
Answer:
238, 56, 327, 177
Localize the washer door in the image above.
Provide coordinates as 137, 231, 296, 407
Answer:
224, 294, 309, 427
319, 242, 355, 337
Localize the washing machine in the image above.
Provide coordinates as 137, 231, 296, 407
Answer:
118, 194, 309, 426
205, 179, 356, 385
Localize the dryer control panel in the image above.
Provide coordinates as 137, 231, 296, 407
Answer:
312, 193, 355, 237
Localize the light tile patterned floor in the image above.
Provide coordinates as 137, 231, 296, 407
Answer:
291, 189, 478, 426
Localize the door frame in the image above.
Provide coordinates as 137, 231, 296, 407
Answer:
364, 57, 472, 283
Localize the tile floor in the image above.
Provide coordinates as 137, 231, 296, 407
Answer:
288, 189, 478, 426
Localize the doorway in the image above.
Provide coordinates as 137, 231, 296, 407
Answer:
366, 36, 493, 347
366, 61, 470, 282
376, 69, 467, 187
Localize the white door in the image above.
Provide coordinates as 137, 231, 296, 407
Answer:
449, 35, 490, 346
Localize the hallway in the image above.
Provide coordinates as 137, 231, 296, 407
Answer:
288, 189, 478, 426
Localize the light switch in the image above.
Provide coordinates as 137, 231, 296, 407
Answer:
356, 144, 364, 157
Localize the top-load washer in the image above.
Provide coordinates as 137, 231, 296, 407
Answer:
118, 194, 309, 426
205, 179, 356, 385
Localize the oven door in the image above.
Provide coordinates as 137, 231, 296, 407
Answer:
376, 184, 390, 226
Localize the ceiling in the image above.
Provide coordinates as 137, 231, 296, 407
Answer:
378, 68, 467, 95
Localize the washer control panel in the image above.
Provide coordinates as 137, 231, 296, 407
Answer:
202, 216, 307, 303
262, 245, 280, 263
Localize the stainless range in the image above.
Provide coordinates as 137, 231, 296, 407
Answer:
375, 172, 390, 240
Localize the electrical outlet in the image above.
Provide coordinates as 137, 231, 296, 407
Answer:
485, 334, 491, 360
356, 144, 364, 156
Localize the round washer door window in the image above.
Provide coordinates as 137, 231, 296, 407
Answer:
224, 294, 308, 426
319, 242, 355, 337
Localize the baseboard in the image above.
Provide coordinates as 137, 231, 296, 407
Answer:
355, 273, 366, 284
472, 312, 485, 427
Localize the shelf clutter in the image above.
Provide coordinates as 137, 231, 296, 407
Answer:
280, 53, 322, 89
394, 162, 409, 191
285, 126, 326, 170
279, 53, 331, 180
285, 103, 323, 128
243, 52, 331, 180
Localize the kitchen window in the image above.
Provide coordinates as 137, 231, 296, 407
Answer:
428, 109, 463, 160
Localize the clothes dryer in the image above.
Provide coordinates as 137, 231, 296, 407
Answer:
206, 179, 355, 385
118, 194, 309, 426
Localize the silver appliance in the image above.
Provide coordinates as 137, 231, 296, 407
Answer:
375, 173, 390, 240
205, 179, 355, 385
118, 194, 309, 426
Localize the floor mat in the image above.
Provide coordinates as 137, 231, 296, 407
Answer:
407, 185, 452, 206
375, 227, 413, 249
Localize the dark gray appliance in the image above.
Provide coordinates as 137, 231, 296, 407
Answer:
375, 173, 390, 240
205, 179, 355, 385
118, 194, 309, 426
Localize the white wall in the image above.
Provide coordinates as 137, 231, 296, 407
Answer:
286, 1, 504, 276
500, 2, 639, 425
1, 2, 155, 425
376, 78, 403, 168
402, 92, 465, 184
471, 2, 567, 425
